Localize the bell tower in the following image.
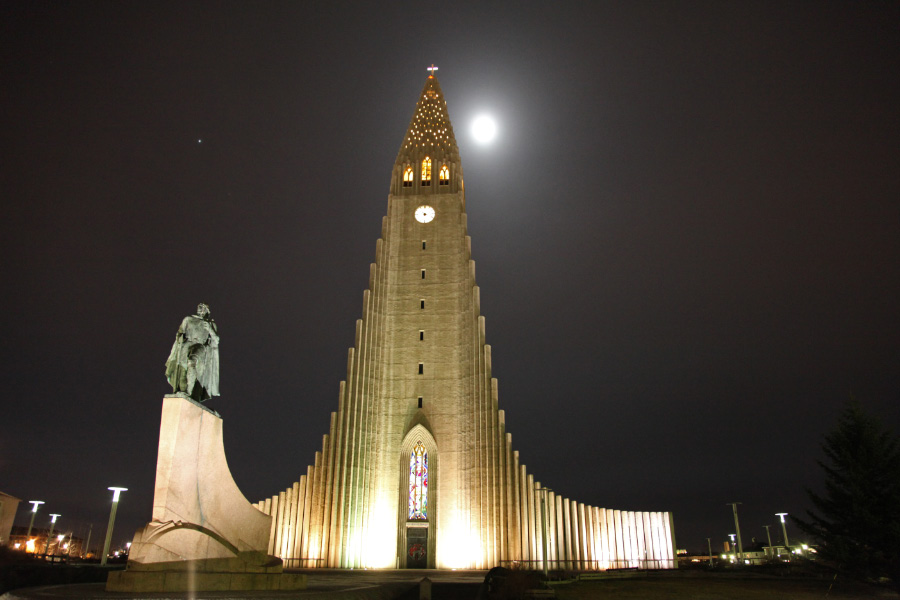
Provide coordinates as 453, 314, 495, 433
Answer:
375, 71, 490, 568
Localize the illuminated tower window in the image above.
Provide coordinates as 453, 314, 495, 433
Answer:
439, 165, 449, 185
403, 167, 414, 187
408, 441, 428, 520
421, 157, 432, 186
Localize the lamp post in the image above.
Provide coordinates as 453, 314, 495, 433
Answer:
25, 501, 44, 540
83, 523, 92, 559
763, 525, 773, 559
101, 487, 127, 566
537, 488, 552, 577
706, 538, 713, 567
776, 513, 790, 549
45, 514, 60, 555
727, 503, 744, 563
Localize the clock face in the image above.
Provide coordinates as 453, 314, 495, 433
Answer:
415, 205, 435, 224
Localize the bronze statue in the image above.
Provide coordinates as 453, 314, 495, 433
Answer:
165, 303, 220, 401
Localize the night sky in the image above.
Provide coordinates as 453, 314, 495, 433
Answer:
2, 2, 898, 556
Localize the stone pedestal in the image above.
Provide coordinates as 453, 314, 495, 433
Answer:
107, 395, 305, 592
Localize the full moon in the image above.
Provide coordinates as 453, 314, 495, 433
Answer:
471, 115, 497, 144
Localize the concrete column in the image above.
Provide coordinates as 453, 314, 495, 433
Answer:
592, 507, 603, 569
548, 492, 558, 568
596, 507, 604, 569
579, 504, 590, 569
563, 499, 573, 570
629, 512, 640, 567
651, 512, 664, 565
300, 465, 314, 566
527, 475, 537, 563
505, 434, 517, 562
519, 465, 529, 562
641, 512, 653, 568
292, 477, 306, 566
660, 512, 677, 569
320, 419, 337, 565
512, 451, 522, 561
275, 491, 286, 557
605, 509, 616, 567
555, 495, 566, 569
267, 495, 279, 555
613, 510, 625, 569
585, 505, 596, 569
285, 486, 298, 561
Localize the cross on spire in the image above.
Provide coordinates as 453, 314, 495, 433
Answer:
427, 64, 438, 77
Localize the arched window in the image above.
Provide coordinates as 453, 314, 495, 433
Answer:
403, 167, 414, 187
408, 441, 428, 520
421, 157, 432, 186
439, 165, 449, 185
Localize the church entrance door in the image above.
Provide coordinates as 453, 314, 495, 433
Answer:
406, 526, 428, 568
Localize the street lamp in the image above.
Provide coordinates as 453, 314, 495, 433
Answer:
45, 514, 60, 555
100, 487, 127, 566
706, 538, 713, 567
727, 503, 744, 563
83, 524, 93, 559
25, 501, 44, 540
776, 513, 790, 549
763, 525, 773, 558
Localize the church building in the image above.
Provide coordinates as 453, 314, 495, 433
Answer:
255, 72, 676, 570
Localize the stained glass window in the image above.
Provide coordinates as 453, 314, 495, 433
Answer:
408, 441, 428, 520
421, 157, 432, 185
403, 167, 414, 187
439, 165, 449, 185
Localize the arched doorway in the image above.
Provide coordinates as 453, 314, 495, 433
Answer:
398, 424, 437, 568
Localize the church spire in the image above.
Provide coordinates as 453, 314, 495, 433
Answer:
393, 70, 461, 194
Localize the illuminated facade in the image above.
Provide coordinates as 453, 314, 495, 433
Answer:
255, 74, 676, 570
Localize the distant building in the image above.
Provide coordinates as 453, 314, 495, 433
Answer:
8, 525, 84, 558
0, 491, 21, 546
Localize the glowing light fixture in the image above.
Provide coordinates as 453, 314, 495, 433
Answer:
26, 501, 44, 540
776, 512, 790, 547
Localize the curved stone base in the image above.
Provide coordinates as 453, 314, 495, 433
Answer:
107, 396, 304, 591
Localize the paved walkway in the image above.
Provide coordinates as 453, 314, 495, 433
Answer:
1, 569, 488, 600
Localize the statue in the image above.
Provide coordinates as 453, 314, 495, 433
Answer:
165, 303, 220, 401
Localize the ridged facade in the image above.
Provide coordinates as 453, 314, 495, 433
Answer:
255, 75, 676, 570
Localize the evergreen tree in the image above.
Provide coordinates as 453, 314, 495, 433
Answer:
795, 401, 900, 589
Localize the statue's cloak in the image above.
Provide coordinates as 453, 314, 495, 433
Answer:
165, 315, 220, 398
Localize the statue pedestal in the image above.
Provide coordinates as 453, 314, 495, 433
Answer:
107, 395, 305, 592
